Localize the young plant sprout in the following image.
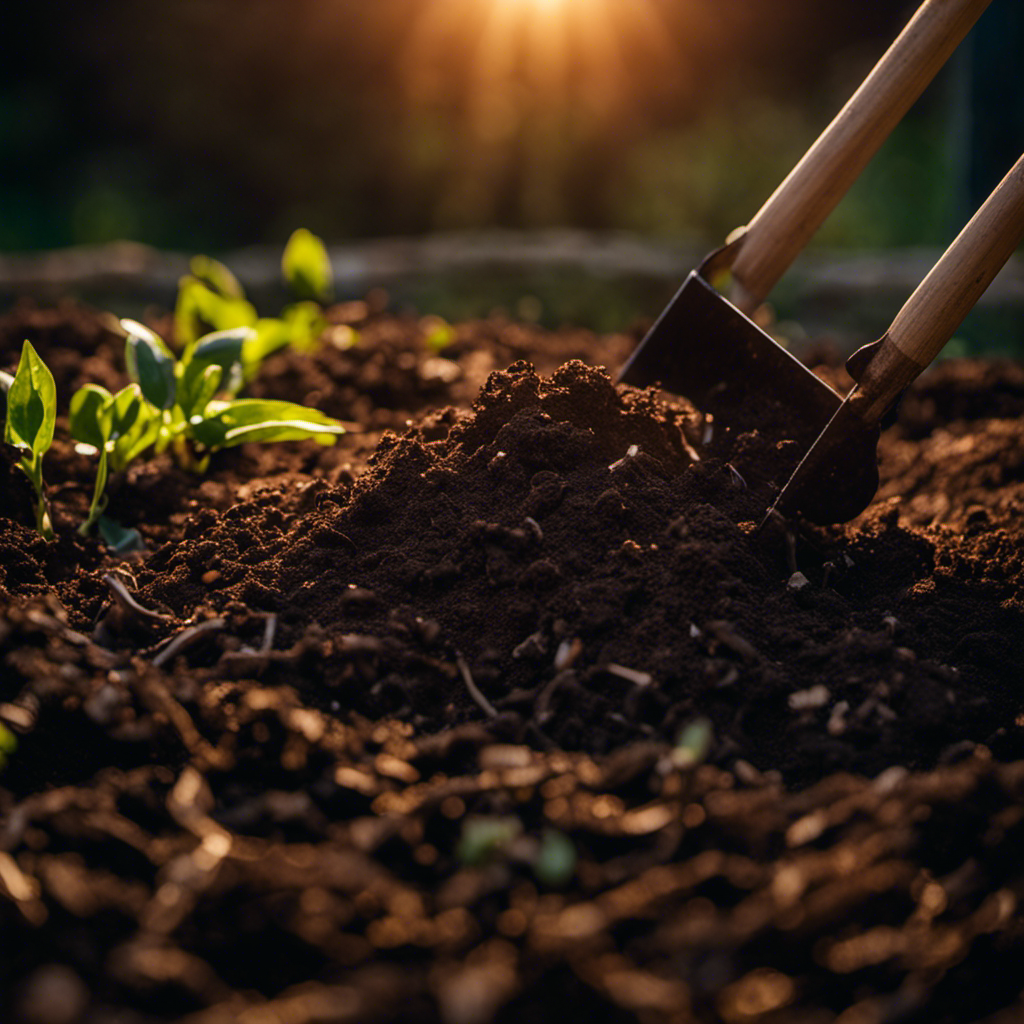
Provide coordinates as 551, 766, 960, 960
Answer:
0, 721, 16, 772
120, 318, 346, 472
281, 227, 333, 304
2, 341, 57, 540
174, 229, 338, 373
175, 255, 258, 349
69, 318, 346, 537
69, 382, 156, 535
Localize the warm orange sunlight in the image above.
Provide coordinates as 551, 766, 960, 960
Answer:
398, 0, 679, 222
402, 0, 675, 115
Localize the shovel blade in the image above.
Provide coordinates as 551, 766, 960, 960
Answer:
618, 272, 843, 447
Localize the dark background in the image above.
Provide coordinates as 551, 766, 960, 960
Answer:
3, 0, 1021, 254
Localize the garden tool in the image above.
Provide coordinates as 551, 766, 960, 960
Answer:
618, 0, 992, 480
768, 150, 1024, 523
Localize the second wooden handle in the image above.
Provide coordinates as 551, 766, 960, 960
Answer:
851, 152, 1024, 425
731, 0, 991, 314
887, 153, 1024, 369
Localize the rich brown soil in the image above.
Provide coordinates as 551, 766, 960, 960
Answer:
2, 299, 1024, 1023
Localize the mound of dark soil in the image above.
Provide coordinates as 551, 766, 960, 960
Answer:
2, 300, 1024, 1023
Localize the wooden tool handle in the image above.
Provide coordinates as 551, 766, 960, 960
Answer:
730, 0, 992, 314
852, 152, 1024, 423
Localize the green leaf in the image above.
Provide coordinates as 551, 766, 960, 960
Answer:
122, 319, 176, 411
5, 341, 56, 458
107, 384, 143, 440
242, 319, 291, 382
423, 316, 455, 354
457, 817, 522, 866
175, 277, 257, 350
106, 385, 157, 473
189, 398, 345, 451
533, 829, 576, 887
180, 326, 253, 411
98, 515, 146, 553
189, 254, 245, 300
0, 722, 15, 773
0, 722, 16, 755
281, 301, 326, 354
70, 384, 114, 450
112, 419, 159, 474
103, 388, 156, 473
186, 364, 223, 419
282, 228, 332, 302
671, 717, 713, 769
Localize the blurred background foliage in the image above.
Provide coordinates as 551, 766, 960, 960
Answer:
1, 0, 1022, 344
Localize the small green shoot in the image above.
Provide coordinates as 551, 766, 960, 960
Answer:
70, 318, 345, 534
175, 256, 257, 349
174, 230, 336, 369
97, 515, 144, 553
70, 382, 158, 534
671, 717, 713, 770
457, 817, 523, 867
422, 315, 456, 354
282, 228, 333, 303
533, 829, 576, 887
0, 722, 16, 772
123, 319, 345, 472
3, 341, 56, 540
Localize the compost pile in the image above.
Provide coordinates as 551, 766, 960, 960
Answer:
2, 300, 1024, 1024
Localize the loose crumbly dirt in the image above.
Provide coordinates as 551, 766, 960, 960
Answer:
2, 299, 1024, 1023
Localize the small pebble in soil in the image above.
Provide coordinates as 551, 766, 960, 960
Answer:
788, 685, 830, 711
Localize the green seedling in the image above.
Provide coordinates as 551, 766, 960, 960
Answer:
3, 341, 56, 540
422, 315, 456, 354
175, 255, 258, 350
69, 318, 345, 538
0, 722, 16, 772
457, 817, 523, 867
122, 318, 345, 472
70, 382, 157, 534
671, 717, 713, 769
533, 829, 576, 887
174, 229, 335, 369
97, 515, 144, 553
282, 227, 333, 304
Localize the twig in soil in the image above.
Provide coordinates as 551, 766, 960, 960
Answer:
784, 530, 799, 576
523, 516, 544, 543
705, 621, 760, 662
788, 685, 830, 711
455, 655, 498, 719
152, 618, 226, 668
216, 614, 278, 675
534, 670, 578, 724
702, 416, 714, 446
604, 664, 653, 687
827, 700, 850, 736
554, 638, 582, 671
103, 574, 174, 624
608, 444, 640, 472
726, 463, 747, 490
23, 606, 91, 647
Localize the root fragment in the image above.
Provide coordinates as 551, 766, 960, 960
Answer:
456, 655, 498, 720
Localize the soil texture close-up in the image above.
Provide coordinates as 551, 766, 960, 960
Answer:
2, 299, 1024, 1024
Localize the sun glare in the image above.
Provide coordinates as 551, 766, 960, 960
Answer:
398, 0, 679, 223
402, 0, 674, 106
